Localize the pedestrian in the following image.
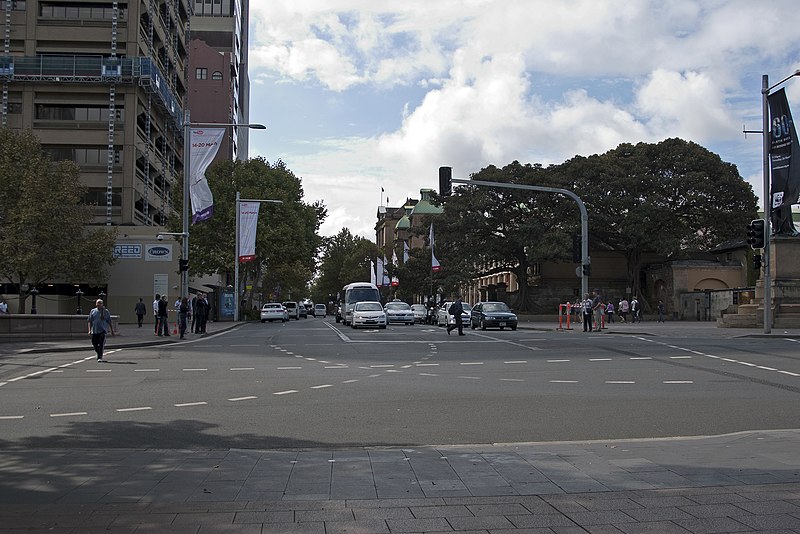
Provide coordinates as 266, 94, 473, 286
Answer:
134, 297, 146, 328
196, 292, 209, 334
582, 293, 593, 332
619, 298, 629, 323
657, 300, 665, 323
591, 289, 603, 331
158, 295, 170, 336
179, 296, 190, 338
606, 300, 615, 324
0, 296, 8, 314
190, 293, 198, 333
87, 299, 115, 362
446, 295, 465, 336
152, 293, 161, 334
630, 296, 640, 323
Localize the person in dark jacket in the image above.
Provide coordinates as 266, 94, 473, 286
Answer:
446, 295, 465, 336
134, 298, 146, 328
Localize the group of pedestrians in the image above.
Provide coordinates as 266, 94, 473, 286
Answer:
136, 292, 210, 339
577, 291, 650, 332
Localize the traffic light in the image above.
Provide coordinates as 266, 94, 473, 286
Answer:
572, 233, 581, 263
438, 166, 452, 197
753, 253, 762, 271
179, 259, 189, 272
746, 219, 765, 249
582, 263, 591, 276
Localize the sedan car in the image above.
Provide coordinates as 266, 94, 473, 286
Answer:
313, 303, 327, 317
410, 304, 427, 323
437, 301, 472, 327
384, 300, 415, 325
260, 303, 287, 323
351, 301, 387, 329
470, 301, 518, 330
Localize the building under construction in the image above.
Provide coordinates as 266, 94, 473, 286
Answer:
1, 0, 249, 319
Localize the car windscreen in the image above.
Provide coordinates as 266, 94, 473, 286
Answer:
483, 303, 510, 312
356, 302, 383, 311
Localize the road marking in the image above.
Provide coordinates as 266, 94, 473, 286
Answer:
547, 359, 570, 363
232, 344, 259, 347
458, 376, 480, 380
500, 378, 525, 382
370, 364, 394, 368
756, 366, 777, 371
228, 396, 258, 402
416, 363, 439, 366
606, 381, 635, 384
310, 384, 333, 389
175, 402, 207, 407
590, 358, 612, 362
274, 390, 298, 395
419, 373, 439, 377
117, 407, 152, 412
50, 412, 87, 418
504, 361, 527, 364
134, 369, 160, 372
278, 366, 302, 370
86, 369, 112, 373
342, 379, 359, 383
664, 381, 694, 384
630, 357, 652, 360
779, 370, 800, 377
550, 380, 578, 383
230, 367, 255, 371
460, 362, 483, 365
670, 356, 692, 359
0, 415, 23, 420
325, 365, 348, 369
183, 368, 208, 371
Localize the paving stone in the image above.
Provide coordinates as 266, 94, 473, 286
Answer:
258, 522, 326, 533
232, 510, 294, 524
673, 516, 753, 533
507, 512, 580, 528
566, 510, 636, 526
408, 504, 473, 518
733, 513, 800, 530
623, 507, 695, 522
678, 503, 754, 518
614, 521, 692, 533
351, 506, 414, 520
466, 502, 530, 516
446, 513, 515, 530
323, 519, 390, 534
733, 499, 800, 515
384, 517, 451, 532
294, 509, 355, 522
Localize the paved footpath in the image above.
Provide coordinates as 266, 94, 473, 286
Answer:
1, 321, 799, 532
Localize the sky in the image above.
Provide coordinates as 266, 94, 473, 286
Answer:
246, 0, 800, 239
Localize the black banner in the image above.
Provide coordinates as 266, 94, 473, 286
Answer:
768, 88, 800, 208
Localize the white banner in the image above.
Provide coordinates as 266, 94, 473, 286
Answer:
430, 224, 441, 272
238, 201, 260, 262
376, 257, 384, 287
370, 260, 376, 285
189, 128, 225, 223
382, 255, 390, 286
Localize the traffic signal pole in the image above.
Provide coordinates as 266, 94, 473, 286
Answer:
445, 176, 590, 299
761, 74, 772, 334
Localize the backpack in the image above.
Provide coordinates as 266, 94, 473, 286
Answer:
448, 303, 456, 315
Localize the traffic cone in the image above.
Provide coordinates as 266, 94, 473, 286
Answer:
173, 322, 178, 335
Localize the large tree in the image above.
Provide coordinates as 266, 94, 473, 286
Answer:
169, 157, 325, 304
0, 128, 117, 312
555, 138, 759, 299
311, 228, 381, 303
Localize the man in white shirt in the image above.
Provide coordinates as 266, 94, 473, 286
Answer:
0, 297, 8, 314
152, 294, 161, 334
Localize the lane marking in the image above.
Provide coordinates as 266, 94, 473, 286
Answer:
230, 367, 255, 371
606, 381, 635, 384
670, 356, 692, 359
500, 378, 525, 382
86, 369, 112, 373
135, 369, 160, 372
0, 415, 24, 420
630, 357, 652, 360
547, 359, 570, 363
228, 396, 257, 402
117, 407, 152, 412
416, 363, 439, 367
779, 370, 800, 377
175, 402, 207, 407
183, 368, 208, 372
664, 381, 694, 384
590, 358, 612, 362
273, 390, 298, 395
504, 361, 527, 364
458, 376, 480, 380
311, 384, 333, 389
550, 380, 578, 383
419, 373, 439, 377
342, 379, 359, 383
460, 362, 483, 365
50, 412, 87, 418
278, 367, 302, 370
370, 364, 394, 368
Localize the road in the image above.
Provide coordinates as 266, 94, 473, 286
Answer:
1, 319, 799, 449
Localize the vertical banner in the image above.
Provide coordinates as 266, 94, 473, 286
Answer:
403, 240, 409, 263
238, 201, 260, 262
370, 260, 376, 285
382, 255, 390, 286
189, 128, 225, 223
768, 88, 800, 209
430, 224, 441, 272
391, 250, 399, 287
376, 256, 384, 287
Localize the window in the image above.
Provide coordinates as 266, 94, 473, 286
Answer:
211, 70, 222, 80
195, 67, 207, 80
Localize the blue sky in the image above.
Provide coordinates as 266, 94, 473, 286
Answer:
246, 1, 800, 238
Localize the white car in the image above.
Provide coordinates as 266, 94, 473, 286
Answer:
411, 304, 427, 323
282, 301, 301, 320
260, 303, 287, 323
313, 303, 327, 317
351, 301, 387, 329
384, 301, 415, 325
437, 301, 472, 327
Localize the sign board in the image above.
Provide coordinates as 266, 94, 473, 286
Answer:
146, 244, 173, 261
114, 244, 142, 259
153, 274, 169, 300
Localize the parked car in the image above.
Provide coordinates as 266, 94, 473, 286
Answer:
411, 304, 427, 323
260, 303, 287, 323
437, 301, 472, 327
384, 300, 415, 325
282, 301, 301, 320
298, 305, 308, 319
351, 301, 387, 329
313, 303, 327, 317
470, 301, 518, 330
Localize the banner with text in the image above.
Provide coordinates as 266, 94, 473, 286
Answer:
238, 201, 260, 262
189, 128, 225, 223
768, 88, 800, 209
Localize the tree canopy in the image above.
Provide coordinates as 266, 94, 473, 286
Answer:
310, 228, 381, 303
0, 128, 117, 311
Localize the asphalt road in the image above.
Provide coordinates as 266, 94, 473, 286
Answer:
1, 319, 799, 450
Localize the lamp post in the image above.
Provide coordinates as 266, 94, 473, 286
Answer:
75, 288, 83, 314
234, 192, 282, 321
758, 70, 800, 334
99, 290, 106, 308
30, 287, 39, 314
181, 111, 267, 300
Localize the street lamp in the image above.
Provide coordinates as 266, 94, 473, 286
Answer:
29, 287, 39, 314
75, 288, 83, 314
234, 192, 283, 321
759, 70, 800, 334
181, 111, 267, 299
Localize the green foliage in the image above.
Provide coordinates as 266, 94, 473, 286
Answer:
0, 128, 117, 311
168, 157, 325, 303
311, 228, 381, 302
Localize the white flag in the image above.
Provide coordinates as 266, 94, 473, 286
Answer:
403, 241, 409, 263
238, 201, 260, 262
383, 255, 390, 285
189, 128, 225, 223
370, 260, 376, 285
391, 250, 399, 286
430, 224, 441, 272
376, 256, 384, 287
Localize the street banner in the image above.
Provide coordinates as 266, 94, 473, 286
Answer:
403, 240, 409, 263
238, 201, 260, 262
768, 88, 800, 209
391, 250, 399, 286
370, 260, 376, 285
189, 128, 225, 223
376, 256, 384, 287
430, 224, 441, 272
382, 255, 390, 286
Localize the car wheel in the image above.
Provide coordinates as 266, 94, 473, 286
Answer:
261, 319, 266, 323
500, 326, 505, 330
351, 324, 356, 329
511, 325, 517, 331
480, 319, 487, 330
379, 324, 386, 329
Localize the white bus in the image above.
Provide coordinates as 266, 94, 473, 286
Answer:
338, 282, 381, 326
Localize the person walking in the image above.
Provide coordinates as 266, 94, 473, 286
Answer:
134, 298, 146, 328
190, 293, 198, 333
605, 300, 615, 324
591, 289, 604, 331
152, 293, 161, 334
179, 296, 190, 339
88, 299, 115, 362
582, 293, 593, 332
158, 295, 170, 336
657, 300, 666, 323
630, 296, 640, 323
619, 298, 629, 323
446, 295, 465, 336
0, 296, 8, 314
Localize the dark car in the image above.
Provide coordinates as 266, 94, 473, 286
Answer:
470, 301, 518, 331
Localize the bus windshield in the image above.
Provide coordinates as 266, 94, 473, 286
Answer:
347, 287, 380, 303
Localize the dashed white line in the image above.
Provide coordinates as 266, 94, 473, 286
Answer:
228, 396, 258, 402
230, 367, 255, 371
370, 364, 394, 368
458, 376, 481, 380
590, 358, 612, 362
605, 381, 635, 384
669, 356, 692, 359
416, 363, 439, 367
134, 369, 160, 372
86, 369, 112, 373
630, 357, 652, 360
278, 366, 302, 370
273, 390, 298, 395
500, 378, 525, 382
342, 379, 359, 383
419, 373, 439, 377
117, 407, 152, 412
664, 381, 694, 384
175, 402, 207, 407
779, 370, 800, 377
460, 362, 484, 365
50, 412, 87, 418
0, 415, 23, 420
183, 368, 208, 372
550, 380, 578, 383
504, 361, 527, 364
310, 384, 333, 389
547, 359, 570, 363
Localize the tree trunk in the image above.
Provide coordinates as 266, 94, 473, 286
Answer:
625, 249, 642, 299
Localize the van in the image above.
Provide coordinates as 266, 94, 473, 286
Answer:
338, 282, 381, 326
282, 301, 300, 320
